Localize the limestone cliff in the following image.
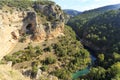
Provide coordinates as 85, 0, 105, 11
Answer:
0, 1, 65, 59
0, 64, 29, 80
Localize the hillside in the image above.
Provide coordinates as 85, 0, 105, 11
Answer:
69, 3, 120, 20
0, 0, 65, 59
0, 0, 91, 80
2, 25, 91, 80
81, 10, 120, 53
81, 3, 120, 19
67, 4, 120, 53
67, 4, 120, 34
63, 9, 81, 17
68, 6, 120, 54
67, 4, 120, 80
1, 0, 120, 80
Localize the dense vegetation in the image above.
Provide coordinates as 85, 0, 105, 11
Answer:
63, 9, 81, 17
68, 9, 120, 53
67, 4, 120, 80
1, 0, 120, 80
0, 0, 57, 23
67, 4, 120, 38
2, 25, 91, 80
0, 0, 55, 10
81, 10, 120, 53
51, 26, 90, 80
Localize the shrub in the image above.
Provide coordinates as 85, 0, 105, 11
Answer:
40, 65, 48, 71
31, 65, 38, 78
44, 46, 52, 52
52, 69, 72, 80
36, 49, 42, 55
35, 46, 43, 55
44, 57, 56, 64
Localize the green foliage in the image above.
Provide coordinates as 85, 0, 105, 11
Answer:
68, 9, 120, 53
3, 25, 91, 80
67, 6, 120, 80
44, 46, 52, 52
0, 0, 55, 11
98, 54, 104, 62
32, 65, 38, 74
107, 62, 120, 80
83, 10, 120, 53
34, 0, 55, 5
44, 56, 56, 64
0, 0, 33, 10
87, 67, 106, 80
31, 62, 38, 78
113, 52, 120, 61
53, 25, 91, 74
52, 69, 72, 80
35, 46, 43, 55
40, 65, 48, 71
3, 45, 43, 64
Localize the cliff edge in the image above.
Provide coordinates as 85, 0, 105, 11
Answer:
0, 1, 65, 59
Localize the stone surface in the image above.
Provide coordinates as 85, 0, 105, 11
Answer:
0, 2, 65, 60
0, 64, 29, 80
0, 10, 24, 60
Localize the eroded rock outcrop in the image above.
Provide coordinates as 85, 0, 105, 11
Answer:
0, 10, 25, 59
32, 3, 65, 41
0, 64, 29, 80
0, 2, 65, 59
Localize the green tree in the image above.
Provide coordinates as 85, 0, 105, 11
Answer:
88, 67, 106, 80
98, 53, 104, 62
44, 56, 56, 64
108, 62, 120, 79
113, 52, 120, 61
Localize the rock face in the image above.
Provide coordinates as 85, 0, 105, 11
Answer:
0, 64, 29, 80
21, 12, 37, 35
32, 3, 65, 41
0, 10, 24, 59
0, 2, 65, 59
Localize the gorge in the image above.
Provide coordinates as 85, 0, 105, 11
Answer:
0, 0, 120, 80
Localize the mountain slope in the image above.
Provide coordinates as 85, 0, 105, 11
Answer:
0, 1, 91, 80
68, 8, 120, 53
0, 0, 65, 59
71, 3, 120, 20
81, 3, 120, 19
81, 10, 120, 53
67, 4, 120, 32
63, 9, 81, 17
67, 4, 120, 80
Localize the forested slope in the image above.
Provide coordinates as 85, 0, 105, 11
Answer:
67, 4, 120, 80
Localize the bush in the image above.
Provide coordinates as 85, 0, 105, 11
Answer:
31, 65, 38, 78
35, 46, 43, 55
52, 69, 72, 80
44, 57, 56, 64
40, 65, 48, 71
44, 46, 52, 52
36, 49, 42, 55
